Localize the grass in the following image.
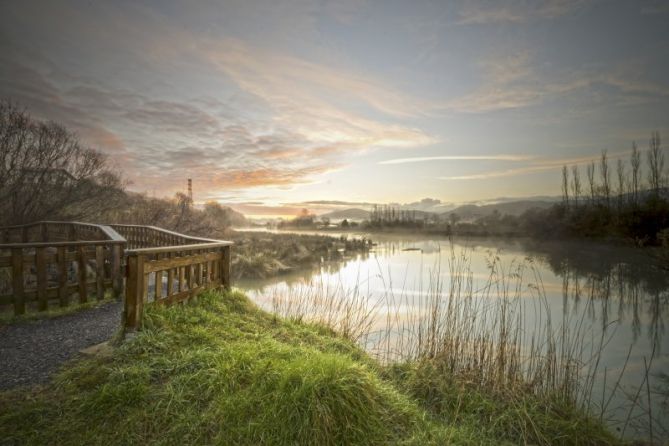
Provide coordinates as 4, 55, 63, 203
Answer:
229, 231, 370, 279
0, 289, 618, 445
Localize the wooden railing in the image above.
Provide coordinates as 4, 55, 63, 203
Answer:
0, 222, 126, 314
109, 224, 222, 249
123, 236, 232, 328
1, 222, 232, 327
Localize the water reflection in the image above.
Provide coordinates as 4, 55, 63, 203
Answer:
238, 233, 669, 439
521, 238, 669, 349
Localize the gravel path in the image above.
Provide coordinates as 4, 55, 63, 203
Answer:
0, 301, 122, 390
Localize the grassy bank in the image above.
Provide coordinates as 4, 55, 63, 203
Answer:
228, 231, 371, 279
0, 290, 618, 445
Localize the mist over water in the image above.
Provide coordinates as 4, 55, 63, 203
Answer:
239, 231, 669, 439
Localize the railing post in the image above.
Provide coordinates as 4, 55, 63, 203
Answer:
124, 253, 145, 329
95, 245, 105, 300
57, 246, 69, 307
36, 247, 48, 311
11, 248, 25, 315
111, 244, 123, 299
78, 246, 88, 303
220, 245, 231, 291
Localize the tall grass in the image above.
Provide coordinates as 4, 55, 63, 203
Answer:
261, 244, 664, 442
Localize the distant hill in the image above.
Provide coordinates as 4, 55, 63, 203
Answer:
441, 200, 554, 221
319, 208, 370, 221
319, 200, 556, 223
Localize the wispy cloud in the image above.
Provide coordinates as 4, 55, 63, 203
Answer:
444, 49, 669, 114
440, 151, 630, 180
457, 0, 592, 25
380, 154, 533, 165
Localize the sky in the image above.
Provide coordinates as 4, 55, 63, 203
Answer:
1, 0, 668, 218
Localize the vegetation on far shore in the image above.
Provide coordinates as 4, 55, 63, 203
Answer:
0, 290, 619, 445
228, 231, 370, 280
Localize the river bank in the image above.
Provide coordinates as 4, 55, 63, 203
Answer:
0, 290, 620, 445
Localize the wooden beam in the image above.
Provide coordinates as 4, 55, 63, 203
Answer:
11, 248, 24, 315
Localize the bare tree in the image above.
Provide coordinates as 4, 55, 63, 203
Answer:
647, 131, 664, 195
616, 158, 626, 211
561, 165, 570, 209
599, 149, 610, 208
630, 141, 641, 205
0, 101, 125, 225
571, 165, 581, 207
586, 161, 596, 204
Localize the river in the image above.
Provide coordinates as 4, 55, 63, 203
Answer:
237, 230, 669, 440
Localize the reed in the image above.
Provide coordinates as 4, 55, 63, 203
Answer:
262, 244, 664, 441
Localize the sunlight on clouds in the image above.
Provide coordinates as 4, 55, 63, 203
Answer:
440, 150, 632, 180
205, 38, 436, 151
380, 155, 534, 165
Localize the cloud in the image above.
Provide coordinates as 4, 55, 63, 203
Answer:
204, 38, 437, 149
380, 154, 534, 165
229, 203, 307, 217
457, 0, 592, 25
641, 2, 669, 15
440, 151, 631, 180
444, 48, 668, 114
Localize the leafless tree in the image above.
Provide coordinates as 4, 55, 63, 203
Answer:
599, 149, 610, 208
571, 165, 581, 207
561, 165, 570, 208
0, 101, 125, 225
630, 141, 641, 205
647, 131, 664, 195
616, 158, 626, 210
586, 161, 596, 204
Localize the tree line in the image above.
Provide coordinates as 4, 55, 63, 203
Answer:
0, 101, 244, 236
529, 131, 668, 244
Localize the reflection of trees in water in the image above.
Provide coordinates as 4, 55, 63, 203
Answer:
530, 239, 668, 348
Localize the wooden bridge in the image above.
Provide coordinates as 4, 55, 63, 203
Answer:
0, 221, 232, 328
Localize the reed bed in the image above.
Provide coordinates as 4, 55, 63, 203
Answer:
262, 244, 666, 442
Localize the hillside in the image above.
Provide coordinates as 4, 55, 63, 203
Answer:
0, 290, 618, 445
319, 208, 370, 221
441, 200, 554, 221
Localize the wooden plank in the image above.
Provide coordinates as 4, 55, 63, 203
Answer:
143, 270, 149, 303
143, 251, 221, 273
78, 246, 88, 303
178, 265, 185, 292
124, 255, 138, 328
124, 254, 145, 329
221, 245, 231, 290
155, 270, 163, 300
124, 241, 232, 256
212, 259, 218, 282
204, 260, 211, 285
188, 264, 195, 291
11, 248, 25, 315
95, 245, 105, 300
194, 262, 202, 288
0, 240, 125, 249
111, 244, 123, 299
167, 253, 174, 297
36, 247, 48, 311
156, 285, 205, 306
57, 246, 69, 307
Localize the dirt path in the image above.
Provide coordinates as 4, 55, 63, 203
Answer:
0, 301, 122, 390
